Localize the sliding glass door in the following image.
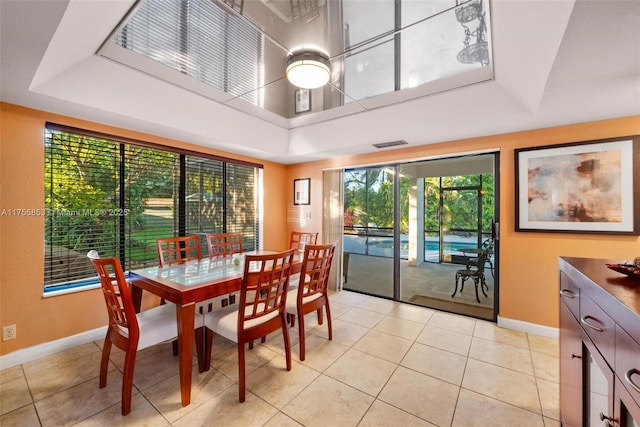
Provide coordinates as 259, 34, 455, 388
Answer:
341, 153, 498, 321
343, 167, 395, 298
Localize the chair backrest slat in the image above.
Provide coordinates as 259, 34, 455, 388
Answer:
90, 257, 139, 344
298, 242, 336, 301
156, 235, 202, 267
475, 249, 491, 273
239, 250, 295, 326
206, 232, 243, 258
289, 231, 318, 251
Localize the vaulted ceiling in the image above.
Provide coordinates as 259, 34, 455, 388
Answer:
1, 0, 639, 164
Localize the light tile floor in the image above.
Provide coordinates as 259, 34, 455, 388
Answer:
0, 291, 559, 427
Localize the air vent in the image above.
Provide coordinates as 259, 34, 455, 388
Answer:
372, 140, 408, 149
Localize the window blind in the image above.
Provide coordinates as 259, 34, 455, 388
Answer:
225, 162, 257, 251
184, 156, 224, 258
45, 131, 120, 288
123, 145, 179, 270
114, 0, 262, 101
44, 125, 261, 292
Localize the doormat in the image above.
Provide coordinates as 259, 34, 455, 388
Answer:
408, 294, 494, 320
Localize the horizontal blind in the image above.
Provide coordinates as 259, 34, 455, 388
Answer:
184, 156, 224, 257
45, 131, 120, 289
44, 125, 261, 292
226, 163, 257, 251
124, 145, 179, 270
114, 0, 262, 100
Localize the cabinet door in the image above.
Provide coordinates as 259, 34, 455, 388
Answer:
560, 300, 582, 426
583, 333, 615, 427
616, 325, 640, 409
615, 377, 640, 427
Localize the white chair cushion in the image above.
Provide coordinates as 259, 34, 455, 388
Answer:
204, 304, 279, 343
285, 288, 322, 315
135, 303, 204, 350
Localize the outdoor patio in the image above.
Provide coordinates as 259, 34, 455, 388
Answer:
343, 253, 495, 320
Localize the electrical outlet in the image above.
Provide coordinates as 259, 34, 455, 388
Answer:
2, 324, 16, 341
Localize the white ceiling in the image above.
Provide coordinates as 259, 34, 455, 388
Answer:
1, 0, 639, 165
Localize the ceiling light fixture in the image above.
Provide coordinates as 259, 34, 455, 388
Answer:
286, 51, 331, 89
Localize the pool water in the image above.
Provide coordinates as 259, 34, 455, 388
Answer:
344, 235, 479, 257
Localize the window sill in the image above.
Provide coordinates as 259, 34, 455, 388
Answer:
43, 282, 100, 298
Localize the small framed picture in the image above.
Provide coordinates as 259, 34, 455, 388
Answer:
293, 178, 310, 205
294, 89, 311, 114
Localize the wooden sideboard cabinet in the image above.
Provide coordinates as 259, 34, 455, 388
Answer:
559, 257, 640, 427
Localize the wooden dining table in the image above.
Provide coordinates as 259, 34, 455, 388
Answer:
128, 250, 301, 407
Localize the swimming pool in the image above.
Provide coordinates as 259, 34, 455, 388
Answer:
344, 235, 478, 257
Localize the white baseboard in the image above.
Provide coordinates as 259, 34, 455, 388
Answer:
497, 315, 559, 339
0, 327, 107, 370
1, 317, 558, 370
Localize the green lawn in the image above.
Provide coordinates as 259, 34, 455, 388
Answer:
127, 213, 174, 263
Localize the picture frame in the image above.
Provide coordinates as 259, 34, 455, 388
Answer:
515, 136, 640, 235
294, 89, 311, 114
293, 178, 310, 205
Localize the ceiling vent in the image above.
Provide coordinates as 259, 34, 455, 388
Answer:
372, 140, 408, 149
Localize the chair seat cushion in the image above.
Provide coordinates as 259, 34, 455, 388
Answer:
285, 288, 322, 314
204, 304, 279, 342
134, 304, 174, 350
126, 303, 204, 350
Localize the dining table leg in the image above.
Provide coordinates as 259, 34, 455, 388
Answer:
130, 284, 143, 313
176, 302, 196, 407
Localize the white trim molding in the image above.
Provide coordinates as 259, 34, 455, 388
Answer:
1, 316, 558, 370
0, 327, 106, 370
497, 315, 559, 339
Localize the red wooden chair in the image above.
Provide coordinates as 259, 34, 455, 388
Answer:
202, 249, 295, 402
289, 231, 318, 252
206, 232, 243, 258
156, 235, 202, 267
285, 242, 336, 361
88, 253, 204, 415
288, 231, 318, 289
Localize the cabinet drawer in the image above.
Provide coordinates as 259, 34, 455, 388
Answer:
560, 272, 580, 320
616, 325, 640, 407
580, 294, 615, 363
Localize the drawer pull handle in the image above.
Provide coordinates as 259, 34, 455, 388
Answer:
580, 316, 603, 332
559, 289, 576, 299
571, 353, 581, 359
625, 369, 640, 394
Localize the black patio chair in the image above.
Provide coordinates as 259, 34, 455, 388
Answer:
452, 247, 490, 303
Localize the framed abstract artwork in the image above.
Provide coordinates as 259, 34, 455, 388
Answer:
515, 136, 640, 234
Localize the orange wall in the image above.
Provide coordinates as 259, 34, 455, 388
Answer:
1, 101, 639, 357
0, 103, 288, 356
286, 116, 640, 328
